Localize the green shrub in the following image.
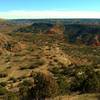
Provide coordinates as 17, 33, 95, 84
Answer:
6, 92, 19, 100
0, 82, 7, 87
70, 65, 100, 93
0, 72, 8, 78
19, 79, 34, 100
9, 77, 17, 83
49, 67, 61, 76
57, 76, 71, 95
21, 79, 33, 86
0, 85, 7, 95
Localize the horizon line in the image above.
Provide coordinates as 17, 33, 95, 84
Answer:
1, 10, 100, 19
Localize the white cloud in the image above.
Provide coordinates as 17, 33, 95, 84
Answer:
0, 10, 100, 19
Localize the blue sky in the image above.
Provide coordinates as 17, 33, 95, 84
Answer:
0, 0, 100, 19
0, 0, 100, 11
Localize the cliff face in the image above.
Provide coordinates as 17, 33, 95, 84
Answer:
94, 34, 100, 46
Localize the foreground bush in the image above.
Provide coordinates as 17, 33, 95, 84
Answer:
5, 92, 19, 100
19, 72, 59, 100
70, 65, 100, 93
19, 79, 34, 100
32, 72, 59, 99
50, 64, 100, 94
0, 85, 7, 95
57, 76, 71, 95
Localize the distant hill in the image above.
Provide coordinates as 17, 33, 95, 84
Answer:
8, 19, 100, 25
0, 19, 16, 33
15, 23, 53, 33
15, 20, 100, 46
0, 19, 100, 46
64, 24, 100, 45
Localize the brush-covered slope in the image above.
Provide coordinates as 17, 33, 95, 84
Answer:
0, 33, 72, 91
0, 32, 27, 54
0, 19, 100, 99
0, 32, 100, 90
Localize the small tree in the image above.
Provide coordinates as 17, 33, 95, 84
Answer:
19, 79, 34, 100
70, 66, 100, 93
19, 72, 59, 100
30, 72, 59, 99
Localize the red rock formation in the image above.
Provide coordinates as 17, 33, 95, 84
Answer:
93, 34, 100, 46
